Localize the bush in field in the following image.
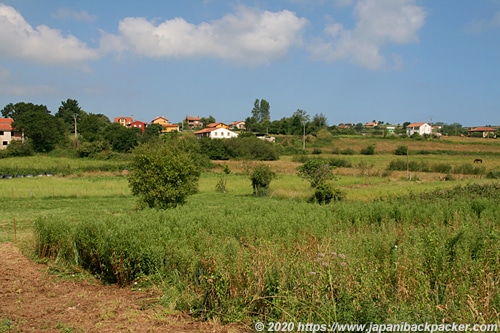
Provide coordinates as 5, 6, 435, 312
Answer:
432, 163, 453, 174
198, 137, 230, 160
224, 136, 279, 160
2, 140, 34, 157
486, 170, 500, 179
216, 165, 231, 193
360, 144, 375, 155
297, 159, 334, 188
313, 183, 344, 204
298, 159, 343, 204
453, 163, 485, 175
249, 163, 276, 196
128, 136, 202, 209
328, 157, 352, 168
394, 145, 408, 155
340, 148, 355, 155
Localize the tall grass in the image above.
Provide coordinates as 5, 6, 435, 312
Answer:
32, 184, 500, 324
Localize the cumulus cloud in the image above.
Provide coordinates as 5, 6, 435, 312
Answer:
308, 0, 426, 69
0, 4, 100, 65
52, 8, 97, 23
100, 6, 308, 65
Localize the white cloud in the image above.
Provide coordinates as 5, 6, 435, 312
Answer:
100, 6, 308, 65
0, 83, 58, 96
52, 8, 97, 23
308, 0, 426, 69
0, 4, 100, 65
465, 11, 500, 33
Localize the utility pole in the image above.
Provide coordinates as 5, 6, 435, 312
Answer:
303, 121, 306, 150
73, 114, 79, 149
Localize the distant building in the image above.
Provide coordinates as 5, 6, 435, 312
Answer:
185, 116, 202, 129
194, 127, 238, 139
206, 122, 229, 129
0, 118, 23, 150
406, 122, 432, 136
114, 116, 133, 127
151, 116, 179, 133
365, 121, 378, 127
468, 127, 496, 138
129, 120, 148, 133
228, 121, 246, 130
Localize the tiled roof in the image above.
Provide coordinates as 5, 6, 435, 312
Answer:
194, 128, 216, 134
407, 122, 428, 128
0, 118, 14, 131
469, 127, 496, 132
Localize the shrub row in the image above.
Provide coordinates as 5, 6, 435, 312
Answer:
387, 159, 486, 175
33, 184, 500, 324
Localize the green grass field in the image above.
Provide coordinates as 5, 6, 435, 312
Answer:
1, 135, 500, 325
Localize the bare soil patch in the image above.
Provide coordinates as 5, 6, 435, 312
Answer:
0, 242, 244, 333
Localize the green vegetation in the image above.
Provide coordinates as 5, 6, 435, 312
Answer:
29, 183, 500, 324
249, 163, 276, 196
128, 136, 202, 209
1, 136, 500, 327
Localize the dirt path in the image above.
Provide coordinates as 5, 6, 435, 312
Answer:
0, 242, 244, 333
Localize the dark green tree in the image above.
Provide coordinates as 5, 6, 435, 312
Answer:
249, 163, 276, 196
200, 115, 216, 127
104, 123, 139, 153
297, 159, 334, 188
79, 113, 111, 142
2, 102, 65, 152
246, 99, 271, 133
55, 99, 86, 133
128, 136, 202, 209
309, 113, 328, 134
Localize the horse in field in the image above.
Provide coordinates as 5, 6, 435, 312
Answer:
473, 158, 483, 163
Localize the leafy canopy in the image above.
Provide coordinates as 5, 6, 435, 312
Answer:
128, 136, 202, 209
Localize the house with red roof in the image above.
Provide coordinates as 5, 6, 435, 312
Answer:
0, 118, 23, 150
129, 120, 148, 133
185, 115, 202, 129
468, 127, 497, 138
194, 127, 238, 139
114, 116, 133, 127
228, 121, 246, 130
406, 122, 432, 136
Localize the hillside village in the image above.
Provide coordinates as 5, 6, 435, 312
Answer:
1, 103, 498, 152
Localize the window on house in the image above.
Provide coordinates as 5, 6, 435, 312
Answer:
2, 141, 8, 146
0, 131, 4, 135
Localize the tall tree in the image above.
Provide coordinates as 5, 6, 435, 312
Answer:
309, 113, 328, 134
2, 102, 65, 152
247, 98, 271, 133
79, 113, 111, 142
55, 99, 86, 133
200, 115, 216, 127
104, 123, 139, 153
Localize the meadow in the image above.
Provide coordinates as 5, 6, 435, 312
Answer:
1, 135, 500, 326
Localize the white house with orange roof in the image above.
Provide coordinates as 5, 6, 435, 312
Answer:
0, 118, 23, 150
194, 127, 238, 139
406, 122, 432, 136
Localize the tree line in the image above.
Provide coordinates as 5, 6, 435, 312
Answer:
1, 98, 474, 158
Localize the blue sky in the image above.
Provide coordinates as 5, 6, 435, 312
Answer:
0, 1, 499, 127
